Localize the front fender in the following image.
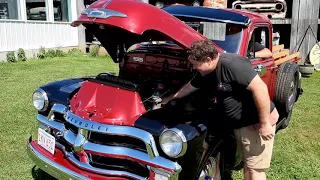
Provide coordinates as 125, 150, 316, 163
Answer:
37, 78, 87, 115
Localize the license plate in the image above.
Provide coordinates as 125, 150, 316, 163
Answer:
38, 128, 55, 154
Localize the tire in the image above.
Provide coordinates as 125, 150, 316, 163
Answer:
198, 152, 222, 180
274, 63, 299, 129
31, 166, 57, 180
299, 65, 314, 77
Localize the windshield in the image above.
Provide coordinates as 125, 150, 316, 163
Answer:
185, 22, 244, 53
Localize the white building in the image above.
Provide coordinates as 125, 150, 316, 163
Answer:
0, 0, 81, 61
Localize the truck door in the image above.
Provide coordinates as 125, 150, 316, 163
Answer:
247, 26, 276, 99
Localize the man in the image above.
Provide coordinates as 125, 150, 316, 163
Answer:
162, 40, 278, 180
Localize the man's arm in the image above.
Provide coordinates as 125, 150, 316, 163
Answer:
161, 82, 198, 104
255, 48, 272, 59
247, 75, 274, 140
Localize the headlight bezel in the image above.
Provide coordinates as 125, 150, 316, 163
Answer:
32, 88, 49, 112
159, 128, 187, 158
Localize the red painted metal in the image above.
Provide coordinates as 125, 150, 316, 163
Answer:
149, 171, 156, 180
249, 59, 276, 99
70, 81, 146, 126
30, 141, 129, 180
71, 0, 223, 52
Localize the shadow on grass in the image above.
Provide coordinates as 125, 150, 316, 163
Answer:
31, 166, 57, 180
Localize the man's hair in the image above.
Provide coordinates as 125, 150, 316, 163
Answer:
188, 40, 218, 63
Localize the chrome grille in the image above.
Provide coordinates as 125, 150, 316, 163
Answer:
37, 103, 181, 179
88, 132, 147, 153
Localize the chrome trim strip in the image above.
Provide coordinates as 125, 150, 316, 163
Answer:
84, 142, 181, 171
27, 142, 90, 180
37, 114, 65, 131
47, 103, 68, 120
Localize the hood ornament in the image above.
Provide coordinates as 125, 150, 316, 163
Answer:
81, 0, 127, 19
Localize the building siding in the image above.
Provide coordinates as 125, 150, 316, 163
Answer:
0, 20, 78, 52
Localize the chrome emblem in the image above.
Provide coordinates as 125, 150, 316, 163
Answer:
254, 64, 267, 76
81, 0, 127, 19
86, 9, 127, 19
64, 112, 109, 132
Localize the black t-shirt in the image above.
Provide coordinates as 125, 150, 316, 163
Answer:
191, 53, 275, 129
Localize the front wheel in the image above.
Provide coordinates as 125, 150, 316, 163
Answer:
198, 153, 222, 180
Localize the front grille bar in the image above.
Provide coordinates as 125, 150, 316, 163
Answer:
55, 142, 146, 180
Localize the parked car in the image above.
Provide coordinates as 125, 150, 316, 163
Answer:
27, 0, 302, 179
232, 0, 287, 19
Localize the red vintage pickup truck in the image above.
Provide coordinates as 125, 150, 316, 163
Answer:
27, 0, 302, 179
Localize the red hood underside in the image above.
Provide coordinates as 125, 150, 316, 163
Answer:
69, 81, 146, 126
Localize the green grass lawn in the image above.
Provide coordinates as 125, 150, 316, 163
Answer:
0, 57, 319, 180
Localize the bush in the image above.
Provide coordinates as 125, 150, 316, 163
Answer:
45, 49, 56, 58
89, 45, 100, 57
67, 48, 83, 57
17, 48, 27, 61
6, 52, 16, 62
55, 49, 67, 57
37, 47, 46, 59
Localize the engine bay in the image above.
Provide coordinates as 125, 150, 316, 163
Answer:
118, 46, 195, 111
85, 45, 217, 126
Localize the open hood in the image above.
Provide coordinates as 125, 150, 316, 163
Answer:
72, 0, 221, 63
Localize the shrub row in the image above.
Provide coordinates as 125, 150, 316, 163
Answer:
6, 47, 83, 62
5, 45, 108, 63
6, 48, 27, 62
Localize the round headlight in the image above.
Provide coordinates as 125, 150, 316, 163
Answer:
159, 128, 187, 158
32, 89, 48, 111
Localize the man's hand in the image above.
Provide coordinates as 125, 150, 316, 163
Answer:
259, 122, 274, 141
161, 95, 174, 105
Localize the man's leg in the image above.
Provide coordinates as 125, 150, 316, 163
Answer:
244, 166, 250, 180
244, 166, 266, 180
237, 125, 276, 180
